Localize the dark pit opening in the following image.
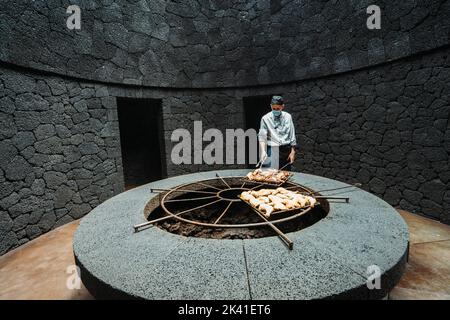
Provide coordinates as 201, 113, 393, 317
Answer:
144, 177, 329, 240
217, 188, 247, 201
117, 98, 166, 190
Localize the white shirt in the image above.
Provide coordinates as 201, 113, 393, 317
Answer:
258, 111, 297, 147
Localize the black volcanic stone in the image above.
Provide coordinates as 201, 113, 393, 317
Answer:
1, 14, 450, 257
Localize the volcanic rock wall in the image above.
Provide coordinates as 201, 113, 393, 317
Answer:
0, 67, 123, 254
164, 47, 450, 224
1, 0, 449, 254
0, 0, 449, 87
287, 47, 450, 224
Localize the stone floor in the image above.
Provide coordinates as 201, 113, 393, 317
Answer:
389, 210, 450, 300
0, 210, 449, 300
0, 221, 93, 300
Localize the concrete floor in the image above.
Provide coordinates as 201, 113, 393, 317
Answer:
389, 210, 450, 300
0, 210, 449, 300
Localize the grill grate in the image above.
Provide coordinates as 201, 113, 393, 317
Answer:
134, 174, 358, 249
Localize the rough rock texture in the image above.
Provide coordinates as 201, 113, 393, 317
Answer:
1, 45, 449, 255
160, 47, 450, 226
1, 0, 449, 255
73, 170, 409, 299
288, 48, 450, 225
0, 0, 449, 87
0, 68, 124, 255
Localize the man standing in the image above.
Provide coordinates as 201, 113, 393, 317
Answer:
258, 95, 297, 171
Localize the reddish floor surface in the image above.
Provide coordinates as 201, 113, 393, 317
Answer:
0, 210, 449, 300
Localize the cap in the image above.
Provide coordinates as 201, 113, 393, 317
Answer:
271, 95, 284, 105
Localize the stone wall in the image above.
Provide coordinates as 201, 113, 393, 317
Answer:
0, 67, 124, 255
288, 47, 450, 224
158, 46, 450, 224
0, 65, 245, 255
161, 93, 245, 176
1, 0, 449, 87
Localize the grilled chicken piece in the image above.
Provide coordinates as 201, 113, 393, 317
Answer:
258, 189, 273, 197
273, 202, 287, 211
258, 203, 273, 217
268, 195, 283, 203
240, 192, 255, 202
275, 187, 289, 194
246, 168, 290, 184
240, 188, 316, 215
258, 196, 270, 203
249, 198, 262, 208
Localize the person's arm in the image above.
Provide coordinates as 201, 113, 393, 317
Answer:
287, 116, 296, 163
258, 118, 268, 162
288, 146, 296, 163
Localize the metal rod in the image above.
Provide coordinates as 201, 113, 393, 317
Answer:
248, 181, 267, 190
251, 208, 294, 250
133, 214, 179, 230
169, 198, 223, 216
195, 182, 223, 191
240, 181, 246, 188
278, 162, 291, 171
158, 201, 314, 229
315, 196, 350, 203
285, 183, 361, 194
151, 188, 217, 195
214, 201, 233, 224
285, 185, 306, 190
164, 195, 217, 203
134, 199, 223, 232
215, 173, 231, 189
311, 183, 362, 194
255, 155, 267, 169
150, 175, 314, 229
248, 181, 282, 188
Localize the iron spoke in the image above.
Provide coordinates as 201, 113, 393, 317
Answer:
249, 183, 265, 190
214, 201, 233, 224
151, 188, 217, 195
249, 208, 294, 250
215, 173, 231, 189
194, 182, 223, 191
164, 195, 218, 203
135, 175, 340, 251
134, 198, 223, 232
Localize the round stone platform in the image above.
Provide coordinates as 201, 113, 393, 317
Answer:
73, 169, 409, 299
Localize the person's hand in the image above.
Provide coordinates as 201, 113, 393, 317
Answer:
259, 150, 267, 163
287, 150, 295, 164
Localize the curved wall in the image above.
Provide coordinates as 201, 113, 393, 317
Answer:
1, 46, 449, 256
0, 0, 449, 88
1, 1, 449, 256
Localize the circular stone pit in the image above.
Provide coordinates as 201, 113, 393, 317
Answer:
146, 176, 329, 240
73, 169, 409, 300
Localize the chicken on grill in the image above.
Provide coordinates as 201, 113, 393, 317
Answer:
245, 168, 291, 184
240, 187, 316, 218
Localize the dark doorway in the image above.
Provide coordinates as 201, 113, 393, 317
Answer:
243, 94, 280, 168
117, 98, 165, 190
